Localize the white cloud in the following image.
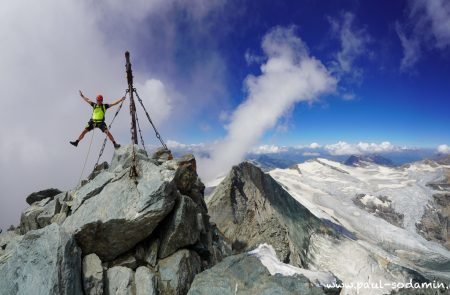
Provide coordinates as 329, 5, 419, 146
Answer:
251, 145, 287, 154
328, 12, 371, 80
325, 141, 398, 155
309, 142, 321, 149
135, 79, 172, 126
198, 26, 337, 181
325, 141, 361, 156
437, 144, 450, 154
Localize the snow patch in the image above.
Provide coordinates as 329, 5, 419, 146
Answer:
248, 243, 338, 287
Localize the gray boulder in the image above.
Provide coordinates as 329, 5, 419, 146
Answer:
159, 249, 202, 295
173, 154, 198, 194
188, 253, 340, 295
106, 266, 135, 295
159, 195, 203, 258
63, 156, 178, 261
36, 198, 61, 228
25, 188, 61, 205
83, 253, 104, 295
109, 144, 151, 172
0, 224, 82, 295
152, 147, 173, 164
19, 197, 52, 234
135, 266, 158, 295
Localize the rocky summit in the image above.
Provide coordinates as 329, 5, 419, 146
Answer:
0, 145, 224, 295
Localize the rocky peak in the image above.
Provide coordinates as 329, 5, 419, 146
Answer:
0, 145, 225, 295
207, 161, 330, 266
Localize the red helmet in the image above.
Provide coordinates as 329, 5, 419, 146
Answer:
96, 95, 103, 102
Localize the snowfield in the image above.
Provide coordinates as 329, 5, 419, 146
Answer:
269, 158, 450, 294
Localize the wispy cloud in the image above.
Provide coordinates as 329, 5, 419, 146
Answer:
410, 0, 450, 49
395, 22, 421, 71
328, 12, 372, 83
325, 141, 398, 156
198, 26, 337, 180
397, 0, 450, 69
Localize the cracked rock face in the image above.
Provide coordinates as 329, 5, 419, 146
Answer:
63, 159, 178, 261
0, 224, 83, 295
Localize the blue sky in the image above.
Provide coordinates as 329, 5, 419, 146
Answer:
1, 0, 450, 229
120, 0, 450, 148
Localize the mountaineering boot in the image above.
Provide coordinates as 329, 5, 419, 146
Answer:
70, 140, 79, 147
114, 142, 121, 149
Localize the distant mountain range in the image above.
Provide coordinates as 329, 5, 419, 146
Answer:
246, 150, 440, 171
344, 154, 394, 167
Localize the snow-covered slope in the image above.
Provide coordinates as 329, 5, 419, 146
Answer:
269, 158, 450, 292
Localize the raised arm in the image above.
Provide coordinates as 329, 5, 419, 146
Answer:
110, 95, 126, 107
79, 90, 93, 104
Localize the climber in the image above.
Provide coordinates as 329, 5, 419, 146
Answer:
70, 90, 125, 149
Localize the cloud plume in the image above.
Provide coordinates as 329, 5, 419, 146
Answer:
198, 26, 337, 181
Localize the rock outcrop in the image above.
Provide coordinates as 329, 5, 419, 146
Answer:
417, 172, 450, 250
353, 194, 405, 228
25, 188, 62, 205
0, 145, 224, 295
